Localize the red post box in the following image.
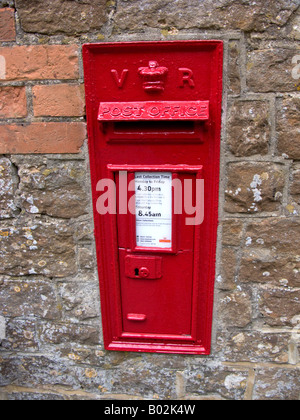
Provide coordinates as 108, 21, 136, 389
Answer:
83, 41, 223, 354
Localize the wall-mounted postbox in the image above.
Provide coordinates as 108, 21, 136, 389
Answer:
83, 41, 223, 355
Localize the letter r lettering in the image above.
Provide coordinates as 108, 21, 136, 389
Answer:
179, 68, 195, 88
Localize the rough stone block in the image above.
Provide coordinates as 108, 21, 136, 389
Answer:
217, 331, 290, 364
0, 220, 77, 277
15, 0, 108, 35
225, 162, 285, 213
58, 282, 100, 321
109, 359, 177, 399
259, 287, 300, 327
240, 249, 300, 287
227, 100, 270, 156
39, 322, 101, 346
0, 279, 62, 319
16, 160, 89, 219
239, 218, 300, 287
253, 368, 299, 400
114, 0, 299, 33
186, 362, 249, 400
227, 41, 242, 96
217, 248, 238, 291
244, 218, 300, 254
218, 291, 252, 328
0, 157, 19, 219
222, 219, 244, 246
0, 318, 38, 350
291, 166, 300, 204
277, 95, 300, 160
247, 47, 300, 93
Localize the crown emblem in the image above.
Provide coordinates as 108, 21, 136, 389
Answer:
138, 61, 168, 93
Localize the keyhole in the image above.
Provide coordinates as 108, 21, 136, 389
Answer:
134, 268, 139, 276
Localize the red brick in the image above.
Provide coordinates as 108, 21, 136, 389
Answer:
0, 45, 79, 81
0, 122, 86, 154
0, 8, 16, 42
33, 84, 85, 117
0, 86, 27, 118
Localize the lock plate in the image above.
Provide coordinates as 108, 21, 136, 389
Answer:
125, 255, 162, 279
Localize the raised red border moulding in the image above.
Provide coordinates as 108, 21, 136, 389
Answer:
83, 41, 223, 355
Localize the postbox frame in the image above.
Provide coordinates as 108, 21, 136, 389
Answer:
83, 40, 223, 355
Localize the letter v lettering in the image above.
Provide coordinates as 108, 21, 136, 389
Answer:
111, 69, 129, 88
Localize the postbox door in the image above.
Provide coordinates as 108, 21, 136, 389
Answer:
112, 166, 203, 340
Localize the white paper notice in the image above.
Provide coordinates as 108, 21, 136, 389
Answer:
135, 172, 172, 249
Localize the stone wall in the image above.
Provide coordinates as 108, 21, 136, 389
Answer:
0, 0, 299, 400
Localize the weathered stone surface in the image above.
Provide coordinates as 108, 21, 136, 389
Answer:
110, 358, 177, 399
277, 95, 300, 160
186, 362, 249, 400
0, 219, 76, 277
253, 368, 299, 400
16, 160, 89, 219
247, 47, 300, 93
5, 392, 66, 401
257, 7, 300, 41
288, 11, 300, 41
218, 291, 252, 328
222, 219, 244, 246
15, 0, 108, 35
240, 249, 300, 287
0, 279, 61, 319
291, 166, 300, 204
227, 100, 270, 156
240, 218, 300, 287
0, 354, 109, 391
0, 158, 19, 219
244, 218, 300, 253
78, 247, 94, 270
114, 0, 299, 33
145, 353, 186, 370
74, 219, 94, 242
217, 331, 290, 364
58, 345, 130, 369
217, 248, 237, 291
0, 318, 38, 350
225, 162, 285, 213
39, 322, 101, 346
228, 41, 241, 96
259, 287, 300, 327
0, 315, 5, 342
58, 282, 100, 321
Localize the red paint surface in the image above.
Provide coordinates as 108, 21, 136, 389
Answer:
83, 41, 223, 355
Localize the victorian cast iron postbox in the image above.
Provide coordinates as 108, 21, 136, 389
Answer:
83, 41, 223, 354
